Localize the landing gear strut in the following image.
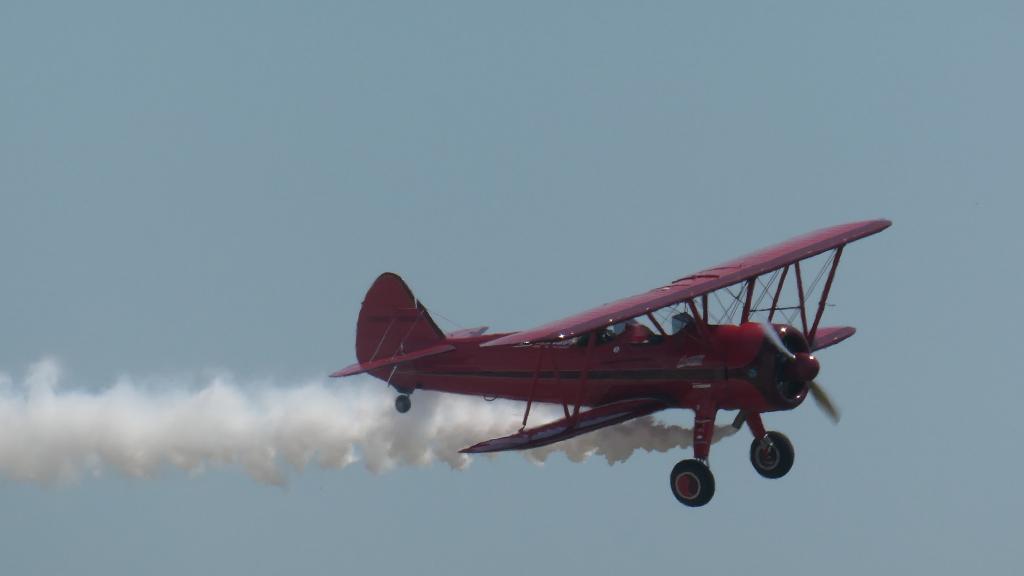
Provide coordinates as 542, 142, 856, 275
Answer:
670, 459, 715, 507
394, 394, 412, 414
669, 401, 718, 507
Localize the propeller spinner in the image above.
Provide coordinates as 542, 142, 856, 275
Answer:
758, 322, 840, 423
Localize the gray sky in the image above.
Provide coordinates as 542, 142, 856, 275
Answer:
1, 1, 1021, 574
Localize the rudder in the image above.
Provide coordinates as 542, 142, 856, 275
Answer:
355, 273, 445, 364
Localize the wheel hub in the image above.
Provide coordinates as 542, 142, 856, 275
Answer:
757, 445, 779, 469
674, 472, 700, 500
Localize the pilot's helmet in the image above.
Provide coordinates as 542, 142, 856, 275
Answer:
671, 312, 694, 334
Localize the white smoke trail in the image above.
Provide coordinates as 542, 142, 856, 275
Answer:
0, 358, 736, 485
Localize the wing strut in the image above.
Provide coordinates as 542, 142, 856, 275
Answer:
794, 261, 809, 334
520, 347, 544, 430
520, 328, 598, 430
740, 278, 756, 323
646, 312, 667, 336
573, 331, 597, 419
767, 265, 789, 322
808, 245, 843, 343
687, 300, 707, 333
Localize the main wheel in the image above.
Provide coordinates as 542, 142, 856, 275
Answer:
395, 394, 412, 414
750, 431, 794, 479
670, 459, 715, 507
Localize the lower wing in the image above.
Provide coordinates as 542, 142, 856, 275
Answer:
461, 398, 668, 453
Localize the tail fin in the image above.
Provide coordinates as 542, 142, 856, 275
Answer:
355, 273, 446, 364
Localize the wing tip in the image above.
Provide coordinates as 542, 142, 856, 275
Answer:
460, 440, 500, 454
811, 326, 857, 351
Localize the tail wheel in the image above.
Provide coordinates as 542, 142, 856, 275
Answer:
395, 394, 412, 414
670, 459, 715, 507
750, 431, 794, 479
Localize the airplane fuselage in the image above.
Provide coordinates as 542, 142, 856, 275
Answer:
375, 322, 809, 416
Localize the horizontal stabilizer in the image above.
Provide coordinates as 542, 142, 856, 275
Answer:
330, 343, 455, 378
460, 398, 667, 454
811, 326, 856, 351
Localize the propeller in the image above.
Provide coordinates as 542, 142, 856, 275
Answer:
758, 323, 841, 424
808, 380, 840, 424
759, 322, 795, 361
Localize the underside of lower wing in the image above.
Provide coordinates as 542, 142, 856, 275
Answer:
460, 398, 668, 454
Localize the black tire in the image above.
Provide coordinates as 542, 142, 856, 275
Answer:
750, 431, 794, 479
395, 394, 412, 414
670, 459, 715, 507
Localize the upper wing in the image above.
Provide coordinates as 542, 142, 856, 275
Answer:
483, 219, 890, 347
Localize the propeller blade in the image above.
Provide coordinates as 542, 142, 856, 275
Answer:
808, 380, 841, 424
759, 322, 795, 359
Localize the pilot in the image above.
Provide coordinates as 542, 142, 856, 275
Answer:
672, 312, 695, 334
620, 320, 656, 344
578, 323, 631, 346
598, 323, 620, 344
578, 320, 660, 346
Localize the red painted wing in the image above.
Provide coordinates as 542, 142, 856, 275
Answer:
810, 326, 856, 351
460, 398, 667, 453
482, 219, 891, 347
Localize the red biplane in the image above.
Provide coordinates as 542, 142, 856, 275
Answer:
332, 219, 891, 506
